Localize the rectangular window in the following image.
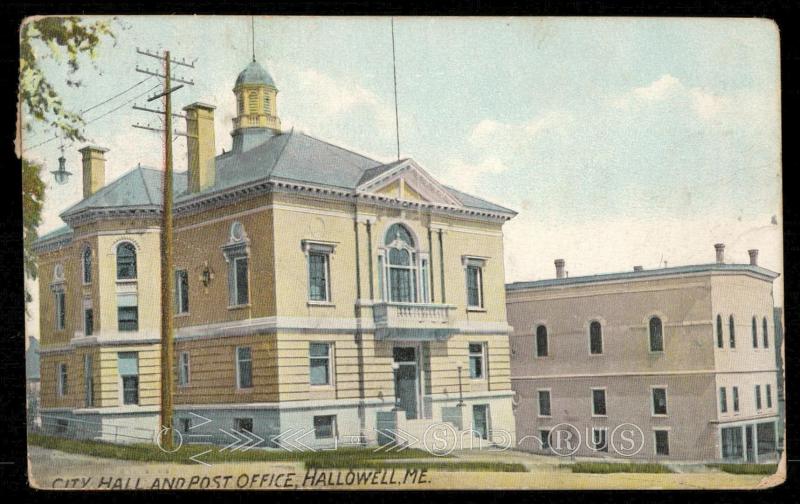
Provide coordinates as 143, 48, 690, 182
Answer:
539, 430, 550, 450
766, 384, 772, 408
58, 363, 68, 397
652, 387, 668, 415
175, 269, 189, 314
719, 387, 728, 413
469, 343, 485, 379
538, 390, 551, 417
308, 252, 330, 302
733, 386, 740, 412
721, 426, 744, 459
181, 418, 192, 433
466, 265, 484, 308
117, 352, 139, 404
117, 293, 138, 332
589, 322, 603, 355
309, 343, 332, 386
234, 417, 254, 433
755, 384, 762, 410
654, 430, 670, 456
314, 415, 335, 439
234, 257, 249, 306
536, 326, 549, 357
118, 352, 139, 405
236, 346, 253, 389
178, 351, 190, 387
84, 354, 93, 407
592, 428, 608, 452
84, 308, 93, 336
54, 291, 66, 331
592, 388, 607, 416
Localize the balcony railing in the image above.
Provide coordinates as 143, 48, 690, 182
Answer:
372, 302, 459, 341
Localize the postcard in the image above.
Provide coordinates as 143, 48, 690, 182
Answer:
21, 15, 784, 490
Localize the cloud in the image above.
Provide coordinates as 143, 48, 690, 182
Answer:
632, 74, 682, 101
468, 110, 573, 151
439, 157, 510, 193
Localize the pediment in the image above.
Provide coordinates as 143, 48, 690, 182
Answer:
357, 159, 462, 207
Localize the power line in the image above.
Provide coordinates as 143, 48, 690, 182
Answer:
23, 82, 160, 152
80, 76, 153, 114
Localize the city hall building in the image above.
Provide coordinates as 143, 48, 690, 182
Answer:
506, 245, 781, 462
33, 58, 517, 448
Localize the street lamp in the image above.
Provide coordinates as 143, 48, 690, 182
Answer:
50, 142, 72, 185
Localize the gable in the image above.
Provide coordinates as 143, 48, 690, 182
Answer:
357, 159, 462, 207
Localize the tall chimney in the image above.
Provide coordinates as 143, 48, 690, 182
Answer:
183, 102, 217, 193
79, 146, 107, 198
714, 243, 725, 264
555, 259, 565, 279
748, 249, 759, 266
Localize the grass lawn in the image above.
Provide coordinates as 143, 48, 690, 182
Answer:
707, 463, 778, 475
28, 434, 524, 472
561, 462, 674, 474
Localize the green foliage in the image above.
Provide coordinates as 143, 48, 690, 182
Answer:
708, 463, 778, 475
562, 462, 674, 474
22, 159, 45, 305
20, 16, 116, 140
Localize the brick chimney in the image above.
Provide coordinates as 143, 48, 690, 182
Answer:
555, 259, 565, 279
748, 249, 759, 266
714, 243, 725, 264
183, 102, 217, 193
79, 146, 107, 198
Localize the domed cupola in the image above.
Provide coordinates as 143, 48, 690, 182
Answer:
231, 58, 281, 150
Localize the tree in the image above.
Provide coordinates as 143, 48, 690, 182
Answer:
20, 16, 116, 306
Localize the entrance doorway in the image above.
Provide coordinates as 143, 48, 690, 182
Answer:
393, 347, 419, 420
473, 404, 489, 440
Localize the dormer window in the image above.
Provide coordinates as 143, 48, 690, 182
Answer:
116, 242, 137, 280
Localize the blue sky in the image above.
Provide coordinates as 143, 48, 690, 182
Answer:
23, 16, 783, 330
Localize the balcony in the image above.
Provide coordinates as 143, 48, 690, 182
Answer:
372, 302, 459, 341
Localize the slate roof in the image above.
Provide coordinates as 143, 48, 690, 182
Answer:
49, 129, 512, 232
235, 60, 276, 88
61, 165, 188, 218
506, 263, 780, 291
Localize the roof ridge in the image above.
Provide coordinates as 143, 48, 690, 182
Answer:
137, 164, 154, 205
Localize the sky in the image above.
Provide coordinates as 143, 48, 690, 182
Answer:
22, 16, 783, 336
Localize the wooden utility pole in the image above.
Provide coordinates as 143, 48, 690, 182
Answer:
133, 48, 195, 450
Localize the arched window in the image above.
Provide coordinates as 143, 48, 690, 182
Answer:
536, 325, 548, 357
729, 315, 736, 349
589, 321, 603, 355
752, 316, 758, 348
716, 315, 724, 348
264, 94, 271, 115
649, 316, 664, 352
763, 317, 769, 348
383, 224, 418, 303
82, 247, 92, 284
237, 94, 244, 115
116, 243, 137, 280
